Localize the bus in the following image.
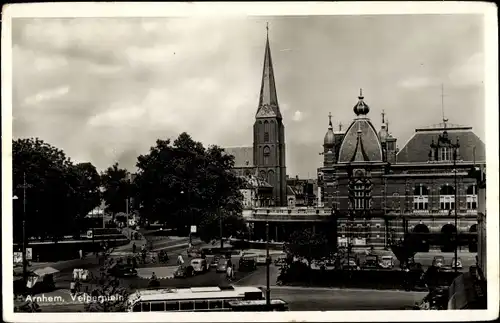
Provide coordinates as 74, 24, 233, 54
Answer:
127, 286, 265, 312
228, 299, 289, 311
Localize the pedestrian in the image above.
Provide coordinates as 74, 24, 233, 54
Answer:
226, 264, 233, 281
132, 242, 136, 254
79, 249, 83, 260
177, 254, 184, 266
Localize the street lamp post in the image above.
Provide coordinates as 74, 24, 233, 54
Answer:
452, 145, 459, 273
265, 211, 271, 309
15, 172, 30, 286
180, 190, 193, 246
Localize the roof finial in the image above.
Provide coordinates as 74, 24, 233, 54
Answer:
381, 110, 385, 124
359, 88, 364, 99
328, 112, 333, 128
386, 118, 390, 131
441, 83, 448, 128
339, 122, 343, 132
266, 22, 269, 37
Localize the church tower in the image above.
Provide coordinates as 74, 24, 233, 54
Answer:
253, 24, 287, 207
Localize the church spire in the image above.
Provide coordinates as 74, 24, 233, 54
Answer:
256, 23, 282, 119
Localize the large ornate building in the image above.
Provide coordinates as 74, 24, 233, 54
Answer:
224, 27, 287, 207
317, 92, 485, 250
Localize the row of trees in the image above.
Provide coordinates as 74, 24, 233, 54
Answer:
12, 133, 247, 243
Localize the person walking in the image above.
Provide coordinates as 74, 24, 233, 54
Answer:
70, 280, 76, 296
177, 254, 184, 266
226, 264, 233, 281
79, 249, 83, 260
132, 242, 137, 254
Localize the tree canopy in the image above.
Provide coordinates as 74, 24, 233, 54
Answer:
284, 229, 332, 266
101, 163, 132, 216
12, 138, 101, 241
134, 132, 245, 240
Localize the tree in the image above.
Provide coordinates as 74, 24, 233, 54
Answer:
134, 132, 244, 239
12, 138, 101, 242
284, 229, 332, 268
101, 163, 131, 216
390, 233, 420, 268
84, 262, 130, 312
198, 212, 248, 244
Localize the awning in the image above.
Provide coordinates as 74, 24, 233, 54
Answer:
33, 266, 59, 277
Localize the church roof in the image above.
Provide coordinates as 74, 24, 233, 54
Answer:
224, 147, 254, 168
397, 124, 486, 163
256, 25, 282, 119
338, 119, 383, 163
239, 175, 273, 189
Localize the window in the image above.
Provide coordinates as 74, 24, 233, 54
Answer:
165, 301, 179, 311
263, 146, 270, 165
151, 302, 165, 311
439, 185, 456, 210
180, 301, 194, 311
264, 120, 270, 142
209, 300, 223, 310
439, 147, 450, 161
387, 141, 394, 151
413, 185, 429, 210
141, 302, 151, 312
467, 184, 478, 210
133, 303, 142, 312
354, 184, 365, 209
264, 132, 269, 142
194, 300, 209, 311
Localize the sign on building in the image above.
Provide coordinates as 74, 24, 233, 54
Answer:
338, 237, 348, 247
87, 230, 93, 239
353, 238, 366, 246
26, 247, 33, 260
190, 225, 197, 233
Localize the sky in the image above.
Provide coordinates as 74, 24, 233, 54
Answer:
12, 14, 485, 177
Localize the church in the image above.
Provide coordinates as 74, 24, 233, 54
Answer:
225, 27, 485, 251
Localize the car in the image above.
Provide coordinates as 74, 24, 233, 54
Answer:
342, 258, 359, 270
451, 257, 462, 269
210, 254, 223, 268
216, 258, 233, 273
363, 255, 379, 269
256, 255, 267, 265
239, 256, 257, 271
107, 264, 137, 278
187, 247, 201, 258
174, 265, 194, 278
432, 256, 445, 268
190, 258, 209, 273
379, 255, 394, 269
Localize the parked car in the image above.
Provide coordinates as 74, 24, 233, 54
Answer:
174, 265, 194, 278
363, 255, 379, 269
451, 257, 462, 269
107, 264, 137, 278
210, 254, 223, 268
190, 258, 209, 273
256, 255, 267, 265
239, 255, 257, 271
342, 258, 359, 270
432, 256, 445, 268
216, 258, 233, 273
379, 255, 394, 269
187, 247, 202, 258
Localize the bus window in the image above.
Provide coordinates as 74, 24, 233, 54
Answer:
150, 301, 165, 311
194, 300, 209, 310
180, 301, 194, 311
141, 302, 151, 312
165, 301, 179, 311
132, 303, 142, 312
209, 300, 223, 310
222, 299, 233, 309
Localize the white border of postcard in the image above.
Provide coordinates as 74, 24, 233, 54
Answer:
2, 1, 499, 322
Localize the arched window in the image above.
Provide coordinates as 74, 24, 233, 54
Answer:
439, 185, 456, 210
264, 121, 270, 142
413, 185, 429, 210
466, 184, 477, 210
263, 146, 270, 165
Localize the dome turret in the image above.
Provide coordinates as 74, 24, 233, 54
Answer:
324, 112, 335, 146
378, 110, 388, 143
353, 88, 370, 116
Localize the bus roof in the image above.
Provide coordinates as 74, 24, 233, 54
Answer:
128, 286, 262, 303
228, 299, 287, 306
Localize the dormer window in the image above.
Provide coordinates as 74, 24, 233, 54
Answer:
439, 147, 450, 161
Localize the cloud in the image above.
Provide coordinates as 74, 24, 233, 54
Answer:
24, 86, 70, 105
448, 52, 484, 87
292, 110, 303, 122
398, 76, 439, 89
